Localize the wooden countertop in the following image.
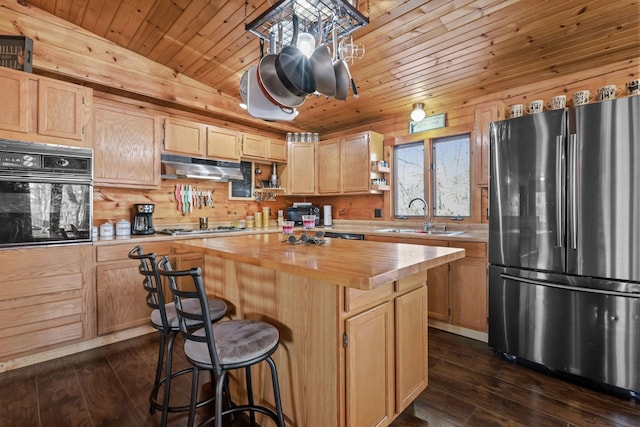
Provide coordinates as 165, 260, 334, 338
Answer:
174, 233, 465, 290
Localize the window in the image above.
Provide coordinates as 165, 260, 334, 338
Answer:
393, 134, 471, 219
432, 134, 471, 217
393, 142, 425, 217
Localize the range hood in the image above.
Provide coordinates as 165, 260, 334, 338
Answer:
161, 154, 244, 181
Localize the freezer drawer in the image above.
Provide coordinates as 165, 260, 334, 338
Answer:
488, 265, 640, 394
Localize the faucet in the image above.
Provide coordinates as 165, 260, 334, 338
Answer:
408, 197, 433, 232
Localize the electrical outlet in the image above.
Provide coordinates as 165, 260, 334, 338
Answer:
374, 208, 382, 218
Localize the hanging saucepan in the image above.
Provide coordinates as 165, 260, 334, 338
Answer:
309, 13, 336, 97
257, 36, 306, 108
333, 27, 350, 101
274, 15, 316, 96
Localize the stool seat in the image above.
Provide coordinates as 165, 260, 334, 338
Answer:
185, 320, 279, 367
151, 298, 228, 330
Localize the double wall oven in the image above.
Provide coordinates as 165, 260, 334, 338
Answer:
0, 139, 93, 248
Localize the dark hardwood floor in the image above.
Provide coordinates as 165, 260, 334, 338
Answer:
1, 328, 638, 427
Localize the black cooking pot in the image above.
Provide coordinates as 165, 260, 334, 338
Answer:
275, 15, 316, 96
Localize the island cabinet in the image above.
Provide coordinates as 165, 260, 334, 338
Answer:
0, 244, 95, 363
163, 117, 241, 161
94, 240, 202, 335
0, 67, 91, 147
93, 99, 161, 188
240, 132, 287, 162
344, 273, 428, 426
177, 234, 463, 427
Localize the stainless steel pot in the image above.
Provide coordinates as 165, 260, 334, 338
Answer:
258, 33, 306, 108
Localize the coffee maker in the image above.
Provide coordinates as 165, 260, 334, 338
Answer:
132, 204, 155, 235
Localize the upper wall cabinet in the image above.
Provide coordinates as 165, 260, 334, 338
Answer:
241, 133, 287, 163
93, 99, 161, 188
317, 131, 385, 195
163, 117, 240, 162
0, 67, 91, 148
474, 102, 503, 187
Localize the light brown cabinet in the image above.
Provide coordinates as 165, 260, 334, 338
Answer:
93, 99, 161, 188
365, 235, 488, 333
317, 137, 341, 194
283, 142, 316, 194
317, 131, 385, 195
163, 117, 240, 161
241, 133, 287, 162
164, 116, 206, 155
450, 242, 488, 332
0, 67, 91, 147
94, 241, 204, 336
474, 102, 503, 187
0, 245, 95, 361
344, 274, 428, 425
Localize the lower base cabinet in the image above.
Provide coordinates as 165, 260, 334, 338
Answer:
95, 241, 202, 336
344, 276, 428, 426
0, 245, 94, 362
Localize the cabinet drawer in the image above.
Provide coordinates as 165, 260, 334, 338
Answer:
450, 241, 486, 258
345, 282, 394, 313
96, 242, 171, 262
396, 271, 427, 293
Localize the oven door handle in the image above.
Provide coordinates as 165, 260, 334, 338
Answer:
0, 175, 92, 184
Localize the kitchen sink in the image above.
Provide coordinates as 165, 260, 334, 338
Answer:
375, 228, 464, 236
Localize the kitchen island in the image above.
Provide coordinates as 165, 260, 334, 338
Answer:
174, 233, 464, 427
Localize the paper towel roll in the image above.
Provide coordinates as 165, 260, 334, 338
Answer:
323, 205, 333, 227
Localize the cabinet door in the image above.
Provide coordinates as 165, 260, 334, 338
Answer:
345, 301, 393, 427
164, 117, 206, 156
241, 133, 267, 159
287, 143, 316, 194
96, 260, 151, 335
450, 258, 488, 331
474, 102, 502, 186
267, 138, 287, 161
395, 286, 428, 413
174, 253, 204, 293
317, 138, 341, 194
206, 126, 240, 161
341, 133, 371, 192
0, 70, 28, 132
94, 101, 160, 188
37, 78, 84, 140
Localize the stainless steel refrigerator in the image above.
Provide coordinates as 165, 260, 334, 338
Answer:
488, 95, 640, 397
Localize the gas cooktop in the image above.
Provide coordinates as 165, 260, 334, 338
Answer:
157, 226, 244, 236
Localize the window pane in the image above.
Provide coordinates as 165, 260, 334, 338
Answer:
432, 134, 471, 217
393, 142, 424, 216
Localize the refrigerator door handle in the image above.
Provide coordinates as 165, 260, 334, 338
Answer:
500, 273, 640, 298
568, 133, 578, 249
555, 135, 565, 248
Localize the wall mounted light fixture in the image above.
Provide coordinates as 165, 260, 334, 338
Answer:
411, 102, 426, 121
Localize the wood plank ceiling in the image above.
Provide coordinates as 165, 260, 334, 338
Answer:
23, 0, 640, 134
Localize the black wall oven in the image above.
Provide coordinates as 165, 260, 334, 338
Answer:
0, 139, 93, 248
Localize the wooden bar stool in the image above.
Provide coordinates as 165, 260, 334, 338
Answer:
157, 256, 285, 427
128, 246, 228, 427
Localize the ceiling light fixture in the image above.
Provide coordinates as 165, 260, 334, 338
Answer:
411, 102, 426, 122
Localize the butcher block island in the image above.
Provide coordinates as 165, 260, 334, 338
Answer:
174, 233, 465, 427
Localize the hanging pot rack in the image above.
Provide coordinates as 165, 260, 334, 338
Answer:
245, 0, 369, 53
